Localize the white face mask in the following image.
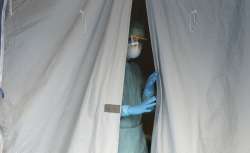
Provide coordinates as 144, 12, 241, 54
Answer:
127, 41, 142, 59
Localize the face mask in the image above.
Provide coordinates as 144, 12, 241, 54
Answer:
127, 41, 142, 59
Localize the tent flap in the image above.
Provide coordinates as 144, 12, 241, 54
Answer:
147, 0, 250, 153
0, 0, 132, 153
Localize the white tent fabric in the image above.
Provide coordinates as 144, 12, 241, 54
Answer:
1, 0, 250, 153
0, 0, 132, 153
0, 0, 8, 95
0, 1, 8, 152
147, 0, 250, 153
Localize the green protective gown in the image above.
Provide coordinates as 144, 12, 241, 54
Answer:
118, 62, 148, 153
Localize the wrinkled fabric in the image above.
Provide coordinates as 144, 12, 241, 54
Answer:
0, 0, 132, 153
147, 0, 250, 153
119, 125, 147, 153
119, 62, 148, 153
120, 62, 143, 128
1, 0, 249, 153
0, 1, 4, 151
0, 127, 3, 153
0, 0, 8, 92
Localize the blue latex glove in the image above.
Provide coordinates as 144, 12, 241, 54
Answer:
121, 96, 157, 117
143, 72, 159, 98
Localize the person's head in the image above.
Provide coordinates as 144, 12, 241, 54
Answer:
127, 22, 146, 59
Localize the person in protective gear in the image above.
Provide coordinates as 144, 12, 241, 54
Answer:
118, 21, 159, 153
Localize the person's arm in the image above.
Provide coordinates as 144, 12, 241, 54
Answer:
121, 72, 159, 117
121, 96, 157, 117
143, 72, 159, 99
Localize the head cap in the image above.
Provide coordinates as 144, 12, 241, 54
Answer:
129, 21, 146, 40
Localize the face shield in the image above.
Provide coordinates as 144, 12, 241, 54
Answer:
127, 38, 143, 59
127, 21, 146, 59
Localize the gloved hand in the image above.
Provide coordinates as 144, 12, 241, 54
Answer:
143, 72, 159, 98
121, 96, 157, 117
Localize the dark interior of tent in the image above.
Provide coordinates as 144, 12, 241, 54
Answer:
129, 0, 155, 151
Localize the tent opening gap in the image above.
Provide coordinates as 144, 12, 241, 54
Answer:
119, 0, 156, 152
131, 0, 156, 152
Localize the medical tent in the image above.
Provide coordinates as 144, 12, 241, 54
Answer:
0, 0, 249, 153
